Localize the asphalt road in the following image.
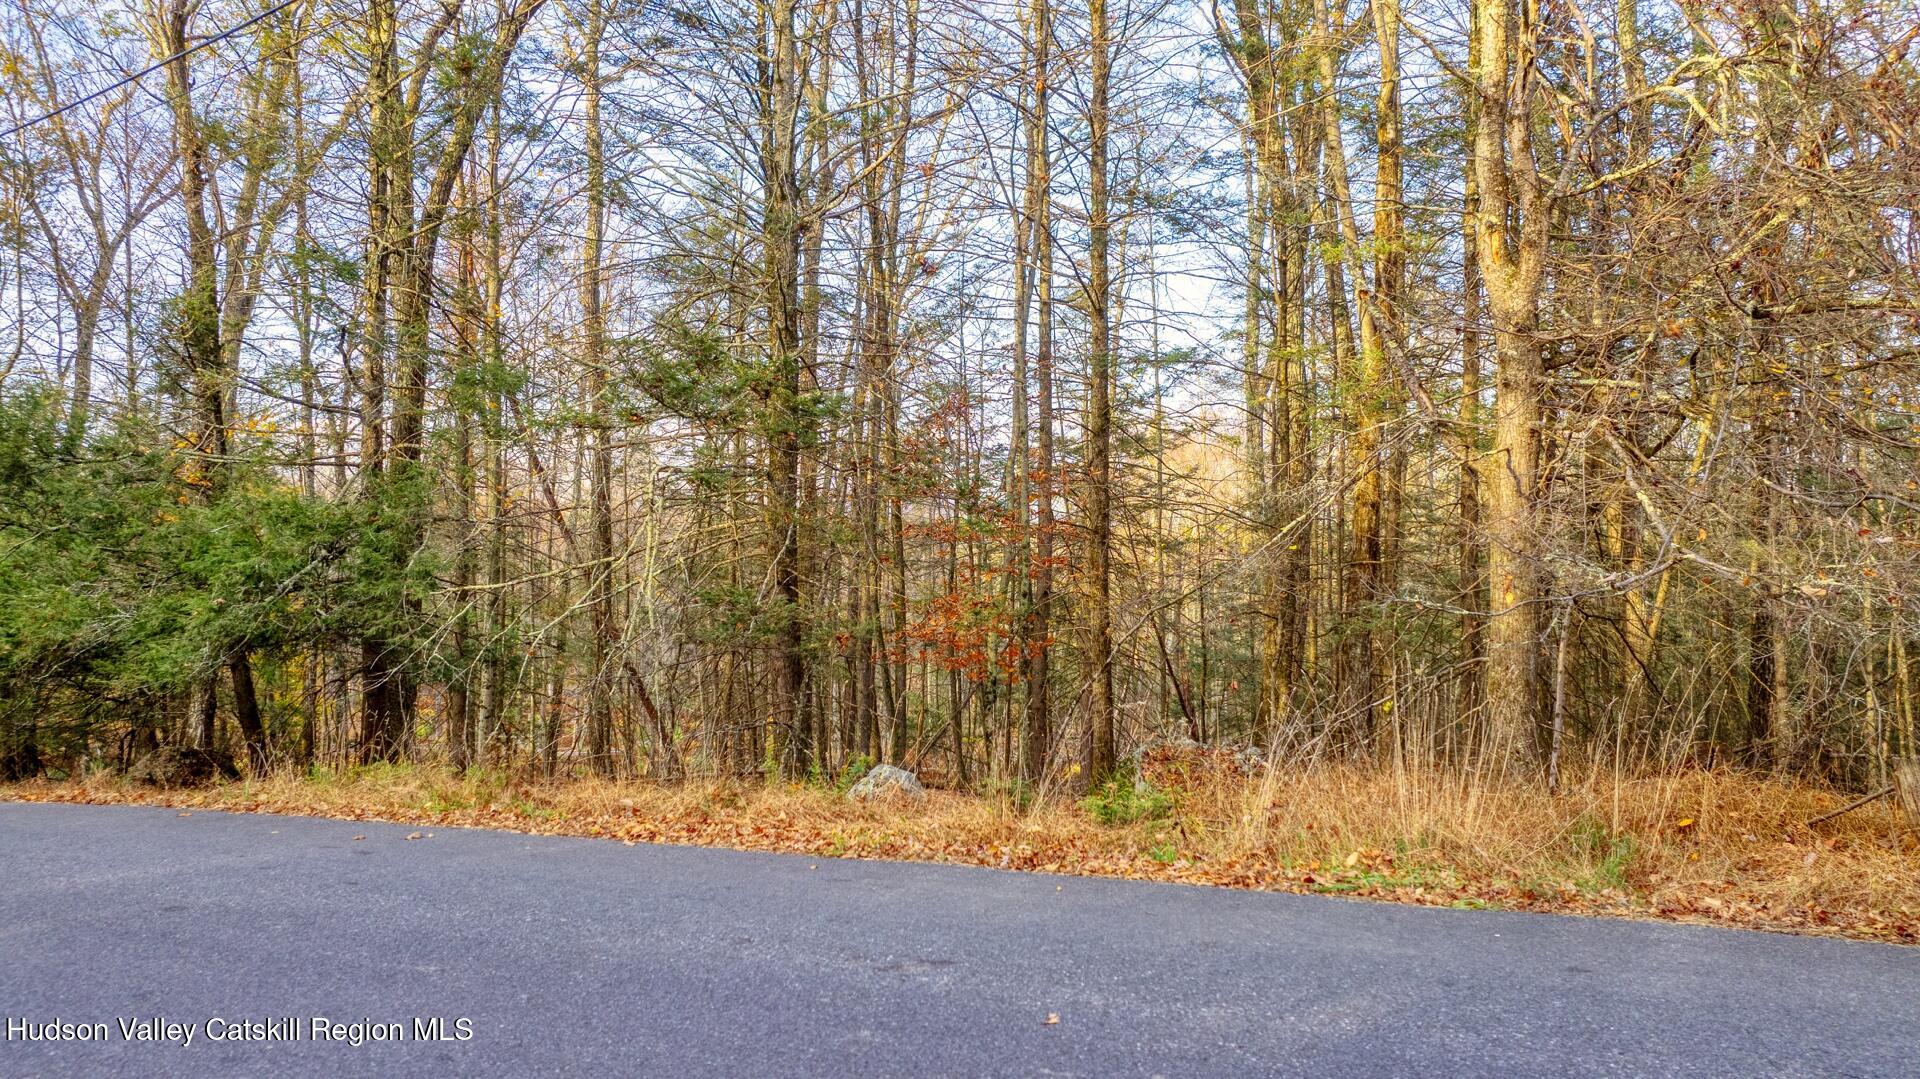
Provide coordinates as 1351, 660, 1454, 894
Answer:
1, 802, 1915, 1077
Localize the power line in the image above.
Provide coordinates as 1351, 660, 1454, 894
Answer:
2, 0, 304, 142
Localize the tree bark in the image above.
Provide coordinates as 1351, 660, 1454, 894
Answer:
1469, 0, 1550, 768
1084, 0, 1116, 782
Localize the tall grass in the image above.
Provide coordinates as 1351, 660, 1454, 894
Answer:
7, 754, 1914, 940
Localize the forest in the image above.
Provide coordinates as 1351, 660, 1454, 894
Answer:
1, 0, 1917, 808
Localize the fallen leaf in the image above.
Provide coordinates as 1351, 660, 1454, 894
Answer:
353, 835, 366, 841
1044, 1014, 1060, 1026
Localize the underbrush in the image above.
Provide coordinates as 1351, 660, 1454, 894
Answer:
5, 757, 1914, 943
1080, 766, 1175, 825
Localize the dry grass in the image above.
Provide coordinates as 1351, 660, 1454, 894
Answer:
7, 752, 1916, 943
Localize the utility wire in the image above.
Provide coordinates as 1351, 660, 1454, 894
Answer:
2, 0, 303, 141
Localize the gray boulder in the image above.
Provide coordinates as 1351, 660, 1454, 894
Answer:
128, 746, 239, 788
846, 763, 926, 803
1233, 745, 1270, 773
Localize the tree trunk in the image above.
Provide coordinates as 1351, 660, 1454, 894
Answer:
763, 0, 809, 775
580, 0, 617, 777
1470, 0, 1549, 768
1083, 0, 1116, 783
230, 654, 269, 774
1019, 0, 1055, 785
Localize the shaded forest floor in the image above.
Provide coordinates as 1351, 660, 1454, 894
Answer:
6, 752, 1916, 944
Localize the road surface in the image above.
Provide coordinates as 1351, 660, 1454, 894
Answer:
1, 801, 1914, 1076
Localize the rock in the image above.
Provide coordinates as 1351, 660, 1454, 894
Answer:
127, 746, 239, 788
1233, 745, 1270, 774
1130, 735, 1202, 760
846, 763, 926, 803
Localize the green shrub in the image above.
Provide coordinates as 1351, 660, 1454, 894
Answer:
985, 776, 1035, 810
1564, 814, 1636, 892
834, 755, 875, 794
1081, 769, 1174, 826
